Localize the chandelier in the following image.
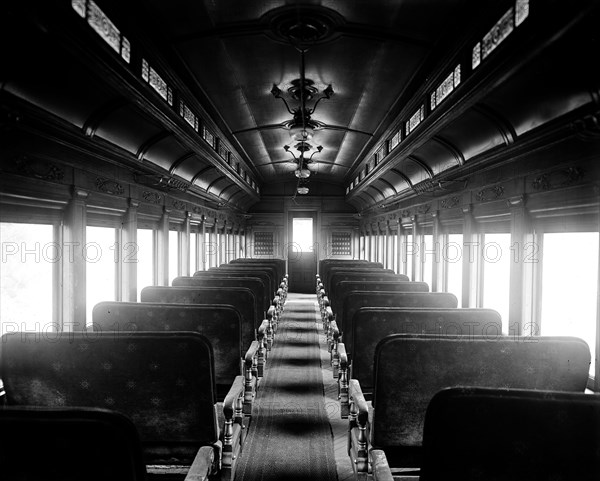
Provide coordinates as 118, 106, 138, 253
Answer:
284, 143, 323, 178
272, 48, 331, 178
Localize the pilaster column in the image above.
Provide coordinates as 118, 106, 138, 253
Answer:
412, 215, 421, 281
508, 196, 528, 335
201, 217, 207, 271
157, 207, 170, 286
183, 212, 191, 276
121, 199, 139, 301
396, 219, 403, 275
431, 211, 442, 292
461, 205, 477, 307
385, 221, 391, 269
62, 189, 88, 331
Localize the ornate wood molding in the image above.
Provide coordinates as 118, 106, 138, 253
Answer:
172, 199, 187, 210
14, 156, 65, 181
95, 177, 124, 195
532, 167, 584, 191
441, 195, 460, 209
134, 173, 190, 192
475, 185, 505, 202
142, 191, 162, 204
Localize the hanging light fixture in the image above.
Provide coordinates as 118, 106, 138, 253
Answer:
272, 46, 331, 179
284, 144, 323, 179
296, 177, 309, 195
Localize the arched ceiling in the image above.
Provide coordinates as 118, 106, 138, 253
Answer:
2, 0, 600, 213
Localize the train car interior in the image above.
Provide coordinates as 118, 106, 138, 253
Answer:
1, 1, 599, 480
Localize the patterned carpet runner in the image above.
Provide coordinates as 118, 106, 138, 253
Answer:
233, 293, 338, 481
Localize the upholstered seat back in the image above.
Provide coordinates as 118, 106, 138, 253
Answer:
182, 274, 269, 312
333, 280, 428, 312
141, 286, 257, 349
340, 292, 458, 349
93, 301, 242, 400
372, 335, 590, 449
351, 308, 502, 392
1, 331, 218, 465
0, 406, 147, 481
420, 387, 600, 481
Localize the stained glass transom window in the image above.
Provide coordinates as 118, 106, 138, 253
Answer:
472, 1, 529, 69
72, 0, 130, 63
202, 126, 215, 148
406, 105, 425, 135
515, 0, 530, 26
388, 130, 401, 151
218, 143, 229, 160
141, 59, 173, 106
482, 8, 514, 59
431, 64, 461, 111
374, 145, 385, 165
179, 101, 199, 130
472, 42, 482, 69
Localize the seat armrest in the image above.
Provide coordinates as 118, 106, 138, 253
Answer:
223, 375, 245, 423
338, 342, 350, 418
257, 320, 270, 376
184, 446, 215, 481
221, 376, 244, 480
244, 340, 260, 373
338, 342, 348, 370
371, 450, 394, 481
349, 379, 369, 428
257, 320, 267, 340
348, 379, 371, 476
243, 342, 260, 414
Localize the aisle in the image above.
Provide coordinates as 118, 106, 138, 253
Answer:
233, 293, 338, 481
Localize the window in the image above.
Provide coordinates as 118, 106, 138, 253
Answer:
169, 230, 179, 284
540, 232, 598, 377
1, 222, 54, 334
430, 64, 461, 110
423, 234, 434, 289
72, 0, 130, 63
445, 234, 463, 306
389, 130, 401, 151
137, 228, 154, 299
406, 105, 425, 135
480, 233, 511, 333
202, 125, 216, 149
405, 234, 414, 281
190, 232, 197, 274
204, 231, 211, 269
86, 226, 117, 325
472, 0, 529, 69
292, 219, 313, 253
141, 59, 173, 105
392, 233, 398, 273
179, 100, 199, 131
